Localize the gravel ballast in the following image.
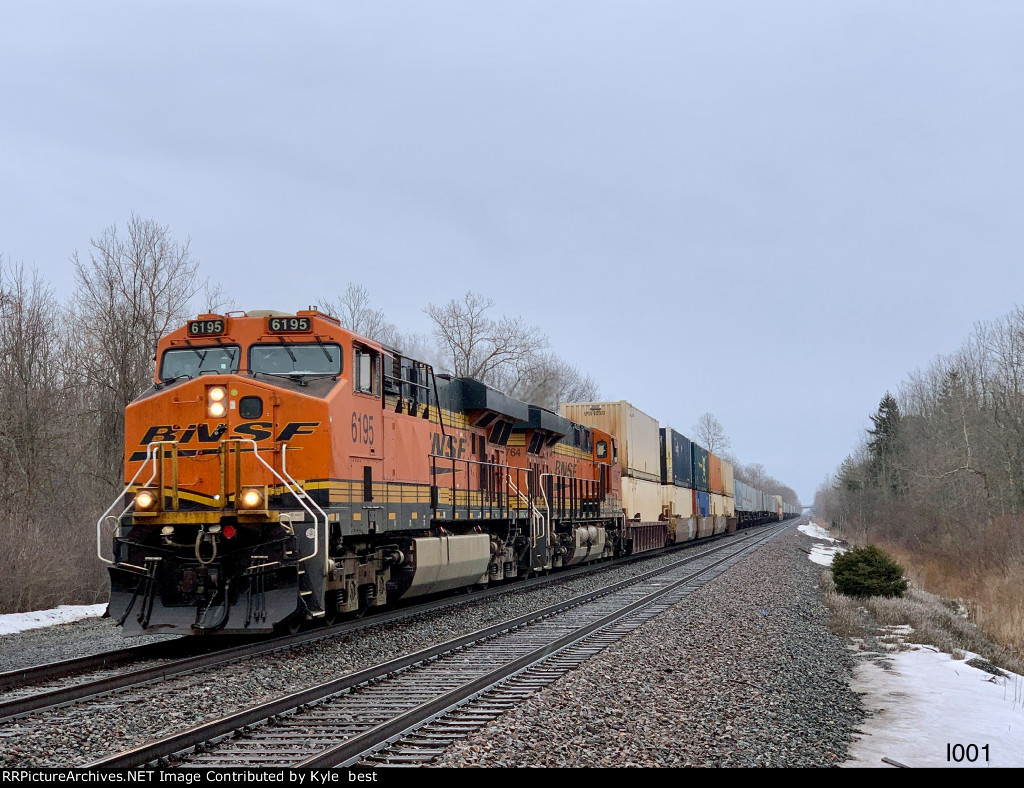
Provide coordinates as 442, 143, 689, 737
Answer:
0, 539, 740, 767
433, 525, 864, 767
0, 525, 863, 767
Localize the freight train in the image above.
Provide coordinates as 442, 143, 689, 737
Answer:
100, 309, 798, 635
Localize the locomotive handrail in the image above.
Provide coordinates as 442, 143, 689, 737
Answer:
96, 441, 177, 565
231, 439, 326, 567
538, 473, 604, 555
506, 475, 544, 547
277, 442, 328, 566
428, 454, 534, 520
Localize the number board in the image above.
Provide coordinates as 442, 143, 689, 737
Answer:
188, 319, 225, 336
267, 316, 312, 333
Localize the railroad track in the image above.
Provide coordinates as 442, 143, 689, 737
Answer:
0, 526, 762, 722
87, 523, 788, 769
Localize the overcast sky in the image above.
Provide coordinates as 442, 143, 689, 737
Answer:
3, 1, 1023, 503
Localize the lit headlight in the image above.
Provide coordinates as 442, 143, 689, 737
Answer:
240, 487, 264, 509
207, 386, 228, 418
135, 490, 156, 510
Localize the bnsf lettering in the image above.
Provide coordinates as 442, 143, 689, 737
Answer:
233, 423, 274, 442
178, 423, 228, 443
275, 422, 319, 442
430, 432, 467, 459
555, 460, 578, 477
139, 422, 318, 445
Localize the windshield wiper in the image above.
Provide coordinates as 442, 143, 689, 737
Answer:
156, 374, 193, 389
182, 339, 208, 366
252, 371, 339, 387
314, 336, 333, 363
278, 338, 297, 363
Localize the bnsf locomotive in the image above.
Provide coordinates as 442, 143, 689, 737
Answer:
100, 309, 625, 634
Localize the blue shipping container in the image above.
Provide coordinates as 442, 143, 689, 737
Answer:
696, 490, 711, 517
691, 443, 709, 492
660, 428, 694, 488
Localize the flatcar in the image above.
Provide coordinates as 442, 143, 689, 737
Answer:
100, 309, 796, 636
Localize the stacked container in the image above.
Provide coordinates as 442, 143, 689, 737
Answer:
560, 401, 663, 523
659, 428, 696, 542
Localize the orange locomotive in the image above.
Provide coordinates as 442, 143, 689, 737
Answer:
101, 309, 624, 635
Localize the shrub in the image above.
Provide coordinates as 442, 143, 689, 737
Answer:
832, 544, 908, 598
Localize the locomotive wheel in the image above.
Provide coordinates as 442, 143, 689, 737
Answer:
275, 607, 304, 636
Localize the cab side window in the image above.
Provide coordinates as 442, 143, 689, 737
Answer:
596, 440, 608, 459
354, 346, 379, 396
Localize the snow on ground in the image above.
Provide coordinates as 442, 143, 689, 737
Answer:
798, 521, 840, 542
798, 521, 845, 566
845, 647, 1024, 768
797, 522, 1024, 768
0, 604, 107, 635
808, 542, 844, 566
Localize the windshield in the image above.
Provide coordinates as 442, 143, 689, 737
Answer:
160, 346, 240, 381
249, 343, 342, 376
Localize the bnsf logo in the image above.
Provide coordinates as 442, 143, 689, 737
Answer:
138, 422, 319, 445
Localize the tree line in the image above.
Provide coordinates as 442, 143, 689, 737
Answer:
815, 306, 1024, 652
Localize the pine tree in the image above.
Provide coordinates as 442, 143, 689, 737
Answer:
867, 392, 905, 497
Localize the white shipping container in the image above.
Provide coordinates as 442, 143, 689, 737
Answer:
560, 401, 661, 482
734, 480, 758, 512
722, 460, 735, 498
621, 476, 665, 522
662, 484, 694, 518
710, 492, 735, 518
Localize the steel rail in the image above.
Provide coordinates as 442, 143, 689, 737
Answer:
85, 523, 788, 769
1, 522, 767, 720
315, 523, 789, 768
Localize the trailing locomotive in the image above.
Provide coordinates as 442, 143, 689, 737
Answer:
101, 309, 795, 636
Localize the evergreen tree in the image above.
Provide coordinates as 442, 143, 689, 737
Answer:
867, 392, 905, 497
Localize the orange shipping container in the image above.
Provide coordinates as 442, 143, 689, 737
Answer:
709, 453, 725, 494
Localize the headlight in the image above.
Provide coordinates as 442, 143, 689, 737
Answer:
207, 386, 228, 418
240, 487, 264, 509
135, 490, 156, 510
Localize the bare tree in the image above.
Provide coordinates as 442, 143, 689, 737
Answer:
201, 280, 236, 314
693, 412, 731, 454
318, 283, 400, 346
71, 214, 202, 489
497, 351, 601, 411
0, 259, 107, 611
425, 291, 548, 384
735, 461, 767, 489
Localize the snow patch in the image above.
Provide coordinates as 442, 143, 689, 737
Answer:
799, 522, 845, 565
845, 647, 1024, 768
0, 604, 108, 635
809, 543, 844, 566
798, 522, 840, 542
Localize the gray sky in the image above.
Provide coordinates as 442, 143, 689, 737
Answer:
3, 1, 1023, 504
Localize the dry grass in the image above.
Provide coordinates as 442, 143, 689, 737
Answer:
873, 540, 1024, 662
819, 568, 1024, 675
